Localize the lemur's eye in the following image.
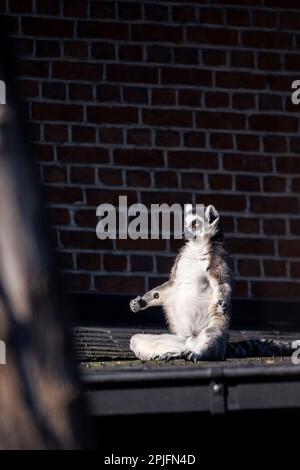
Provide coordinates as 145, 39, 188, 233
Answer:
153, 292, 159, 299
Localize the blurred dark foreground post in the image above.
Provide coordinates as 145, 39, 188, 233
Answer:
0, 20, 90, 449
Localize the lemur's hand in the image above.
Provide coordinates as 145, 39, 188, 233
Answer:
130, 296, 142, 313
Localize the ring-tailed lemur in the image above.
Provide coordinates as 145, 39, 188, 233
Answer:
129, 205, 293, 362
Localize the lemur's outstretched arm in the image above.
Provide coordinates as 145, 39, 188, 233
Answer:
130, 281, 172, 313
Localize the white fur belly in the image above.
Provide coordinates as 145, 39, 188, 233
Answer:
168, 253, 214, 337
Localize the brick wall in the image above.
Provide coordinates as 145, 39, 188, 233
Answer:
2, 0, 300, 301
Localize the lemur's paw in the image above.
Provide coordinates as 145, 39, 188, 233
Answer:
183, 351, 202, 363
154, 352, 182, 362
216, 299, 228, 314
130, 296, 142, 313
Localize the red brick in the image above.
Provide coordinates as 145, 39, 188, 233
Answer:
94, 276, 145, 295
263, 176, 286, 192
126, 170, 151, 187
264, 260, 286, 277
116, 238, 166, 251
127, 129, 151, 146
264, 136, 286, 153
205, 92, 229, 108
252, 281, 300, 300
107, 64, 158, 84
210, 133, 233, 149
36, 40, 60, 57
263, 219, 286, 235
195, 194, 246, 212
13, 38, 33, 56
279, 240, 300, 257
237, 218, 260, 234
123, 87, 148, 104
97, 84, 120, 102
228, 238, 274, 255
145, 3, 169, 22
200, 7, 224, 24
161, 67, 212, 86
202, 49, 226, 66
232, 93, 255, 110
291, 263, 300, 278
249, 115, 297, 132
143, 109, 193, 127
236, 175, 260, 192
141, 191, 191, 207
119, 45, 143, 62
187, 27, 237, 46
32, 103, 83, 122
184, 131, 206, 148
290, 220, 300, 235
87, 106, 138, 125
19, 59, 49, 78
114, 149, 163, 167
69, 84, 93, 101
44, 185, 83, 204
231, 51, 255, 68
131, 255, 153, 272
254, 10, 277, 28
119, 2, 141, 20
209, 174, 232, 190
77, 253, 101, 271
236, 135, 259, 152
276, 157, 300, 174
156, 131, 180, 147
62, 230, 112, 250
131, 24, 182, 43
17, 79, 39, 97
90, 1, 115, 18
168, 151, 219, 170
196, 112, 245, 130
147, 46, 172, 63
46, 208, 70, 226
64, 0, 86, 17
259, 94, 282, 111
64, 41, 88, 58
251, 196, 299, 214
78, 21, 129, 40
178, 89, 202, 107
52, 61, 102, 81
182, 173, 205, 190
238, 259, 261, 276
70, 167, 95, 184
103, 255, 127, 272
33, 143, 54, 161
42, 82, 66, 100
242, 30, 292, 49
151, 89, 176, 106
36, 0, 60, 15
44, 125, 67, 143
99, 169, 123, 186
226, 9, 249, 26
58, 146, 109, 164
57, 252, 73, 270
174, 47, 199, 65
155, 171, 179, 188
257, 52, 281, 70
22, 17, 73, 37
292, 178, 300, 192
280, 12, 300, 30
43, 165, 67, 183
61, 273, 90, 291
74, 210, 97, 227
72, 126, 96, 143
99, 127, 123, 144
91, 42, 115, 60
10, 0, 32, 13
172, 6, 197, 23
216, 71, 265, 89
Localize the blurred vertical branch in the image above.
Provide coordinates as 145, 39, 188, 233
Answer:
0, 18, 90, 449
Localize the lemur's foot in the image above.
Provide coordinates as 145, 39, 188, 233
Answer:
216, 299, 229, 314
130, 296, 147, 312
182, 351, 202, 363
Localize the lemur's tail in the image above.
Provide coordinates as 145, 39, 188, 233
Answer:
226, 339, 294, 358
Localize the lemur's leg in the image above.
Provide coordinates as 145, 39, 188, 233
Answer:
130, 333, 186, 361
184, 281, 232, 362
129, 281, 172, 313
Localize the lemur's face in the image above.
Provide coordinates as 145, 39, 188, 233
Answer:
184, 205, 220, 241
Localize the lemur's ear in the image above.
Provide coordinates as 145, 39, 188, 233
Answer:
205, 205, 219, 226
